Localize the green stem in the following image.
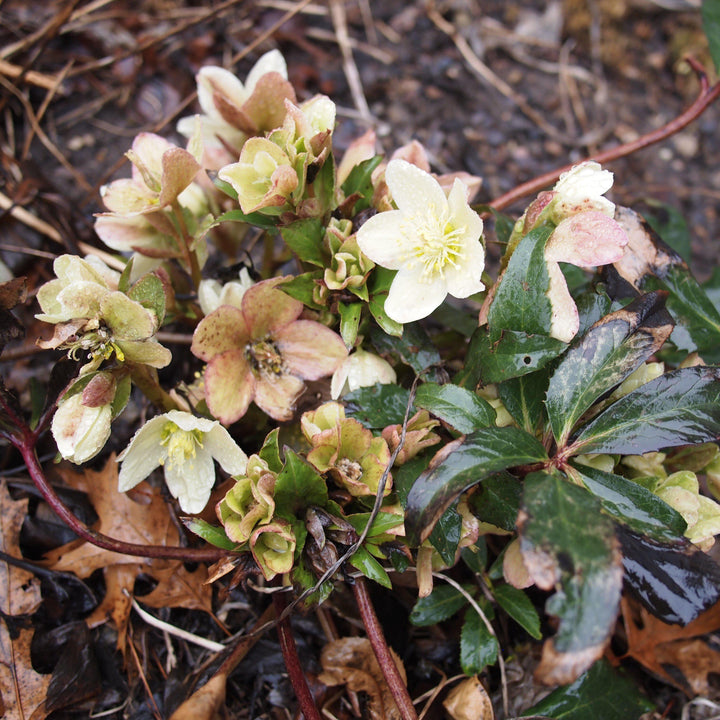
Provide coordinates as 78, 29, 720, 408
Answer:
127, 362, 177, 412
171, 199, 202, 289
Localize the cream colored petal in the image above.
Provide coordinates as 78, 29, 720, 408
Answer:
385, 159, 447, 218
197, 66, 249, 118
52, 395, 112, 464
384, 267, 447, 324
118, 340, 172, 368
117, 415, 168, 491
254, 373, 305, 422
546, 261, 578, 343
131, 133, 173, 179
545, 211, 628, 268
245, 49, 288, 93
356, 210, 407, 269
164, 448, 216, 514
444, 235, 486, 300
204, 350, 256, 425
204, 425, 248, 476
447, 178, 484, 240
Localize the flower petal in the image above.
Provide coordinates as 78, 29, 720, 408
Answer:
385, 159, 447, 218
444, 236, 486, 299
117, 415, 168, 491
164, 448, 215, 513
241, 279, 302, 339
205, 350, 256, 425
355, 210, 407, 269
204, 425, 248, 476
245, 49, 288, 94
546, 260, 579, 343
274, 320, 348, 380
384, 267, 448, 324
254, 373, 305, 422
192, 305, 250, 362
196, 66, 249, 119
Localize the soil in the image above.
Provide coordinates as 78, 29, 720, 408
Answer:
1, 1, 719, 718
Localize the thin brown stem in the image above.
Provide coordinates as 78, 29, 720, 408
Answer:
352, 577, 418, 720
272, 592, 323, 720
486, 59, 720, 213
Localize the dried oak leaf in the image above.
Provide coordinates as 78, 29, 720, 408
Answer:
622, 596, 720, 696
443, 676, 494, 720
319, 636, 407, 720
0, 481, 50, 718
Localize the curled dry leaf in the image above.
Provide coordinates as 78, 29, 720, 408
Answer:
443, 676, 494, 720
169, 673, 227, 720
318, 636, 407, 720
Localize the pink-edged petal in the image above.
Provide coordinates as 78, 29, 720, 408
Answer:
274, 320, 348, 380
205, 350, 256, 425
384, 267, 448, 324
385, 159, 447, 218
158, 148, 201, 207
356, 210, 408, 269
545, 211, 629, 268
239, 73, 296, 134
241, 279, 302, 339
192, 305, 249, 361
101, 179, 156, 214
164, 448, 215, 513
444, 238, 486, 299
196, 66, 249, 119
95, 214, 163, 252
546, 261, 578, 343
254, 373, 305, 422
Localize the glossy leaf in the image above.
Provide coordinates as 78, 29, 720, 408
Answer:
274, 449, 328, 516
574, 284, 614, 338
468, 472, 522, 532
572, 463, 686, 542
415, 382, 495, 433
546, 291, 673, 446
616, 524, 720, 625
405, 427, 548, 546
521, 659, 654, 719
258, 428, 283, 473
348, 546, 392, 589
429, 504, 462, 566
487, 225, 554, 337
460, 609, 498, 675
368, 267, 403, 337
571, 366, 720, 456
344, 383, 413, 429
280, 218, 325, 267
471, 328, 566, 384
370, 322, 442, 376
498, 372, 549, 434
493, 583, 542, 640
519, 472, 623, 685
341, 156, 383, 199
182, 518, 239, 551
409, 584, 470, 626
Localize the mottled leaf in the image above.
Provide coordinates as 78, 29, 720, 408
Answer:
274, 449, 328, 516
405, 427, 547, 546
497, 371, 549, 434
468, 471, 522, 531
415, 382, 495, 433
546, 291, 673, 446
571, 366, 720, 456
519, 472, 623, 685
344, 383, 413, 429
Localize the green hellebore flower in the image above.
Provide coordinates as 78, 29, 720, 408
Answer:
250, 520, 297, 580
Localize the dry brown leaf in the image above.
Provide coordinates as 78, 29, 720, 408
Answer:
0, 481, 50, 719
319, 636, 407, 720
168, 673, 227, 720
443, 676, 494, 720
622, 597, 720, 695
140, 562, 212, 613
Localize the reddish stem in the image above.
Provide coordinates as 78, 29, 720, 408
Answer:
272, 592, 323, 720
487, 58, 720, 213
11, 429, 233, 562
352, 577, 418, 720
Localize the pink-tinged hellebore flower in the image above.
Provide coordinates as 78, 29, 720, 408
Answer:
357, 159, 485, 324
177, 50, 295, 169
191, 278, 348, 424
118, 410, 248, 514
52, 392, 112, 464
552, 161, 615, 219
545, 210, 629, 341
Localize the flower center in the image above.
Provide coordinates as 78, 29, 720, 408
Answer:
337, 456, 363, 482
160, 421, 204, 468
246, 339, 285, 376
405, 206, 465, 281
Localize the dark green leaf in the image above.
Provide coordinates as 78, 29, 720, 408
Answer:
110, 374, 132, 420
617, 524, 720, 625
341, 156, 383, 199
213, 206, 278, 230
258, 428, 283, 474
344, 383, 413, 429
405, 427, 548, 546
571, 366, 720, 456
644, 201, 691, 261
280, 218, 326, 267
182, 518, 239, 551
487, 225, 554, 337
574, 284, 614, 338
702, 0, 720, 73
519, 472, 623, 685
572, 462, 686, 542
370, 322, 442, 375
278, 272, 324, 310
493, 583, 542, 639
409, 584, 470, 626
429, 504, 462, 566
461, 542, 487, 573
415, 382, 495, 433
471, 327, 566, 384
349, 546, 392, 588
521, 660, 654, 719
474, 205, 515, 245
393, 452, 431, 507
345, 511, 404, 537
368, 268, 403, 336
468, 472, 522, 531
274, 449, 328, 516
546, 292, 673, 446
430, 303, 481, 338
498, 371, 549, 434
460, 609, 498, 675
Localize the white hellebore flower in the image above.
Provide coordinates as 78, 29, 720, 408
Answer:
197, 266, 255, 315
552, 161, 615, 218
118, 410, 248, 514
357, 159, 485, 324
330, 348, 397, 399
52, 393, 112, 464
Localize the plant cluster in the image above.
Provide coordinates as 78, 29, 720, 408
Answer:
3, 36, 720, 718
